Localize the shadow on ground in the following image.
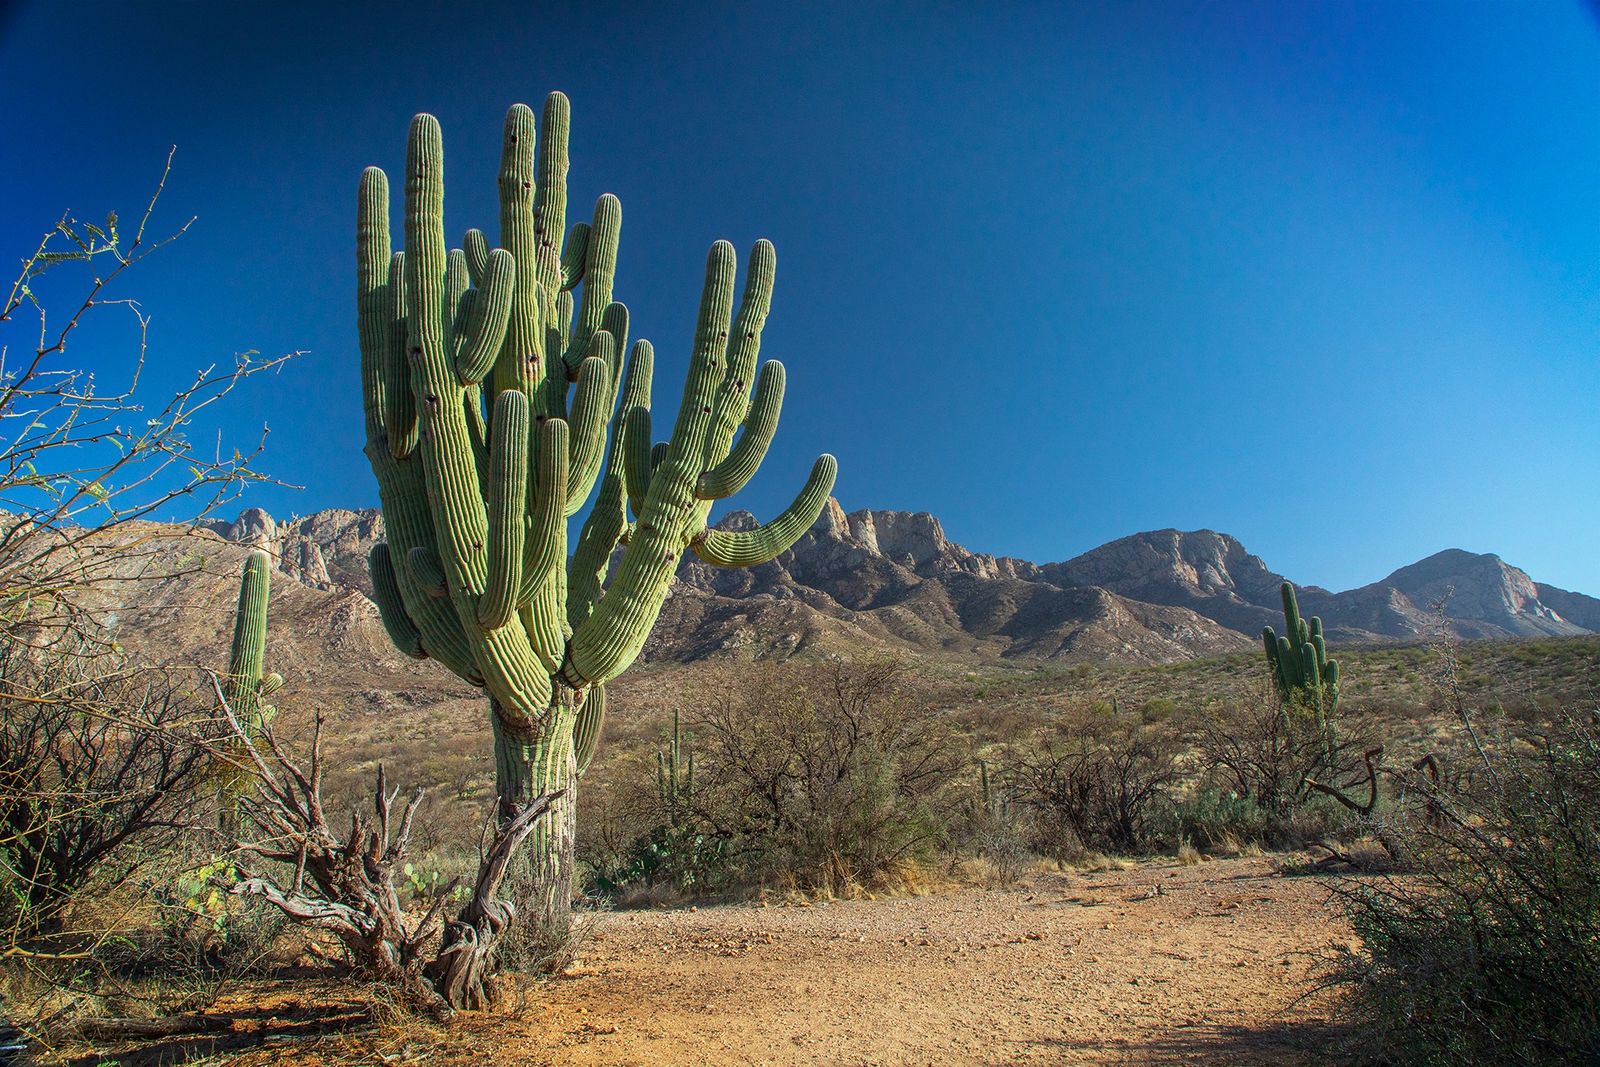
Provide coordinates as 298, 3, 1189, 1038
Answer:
1006, 1017, 1361, 1066
61, 999, 376, 1067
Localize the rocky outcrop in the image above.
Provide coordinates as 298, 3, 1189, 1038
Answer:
1534, 582, 1600, 633
208, 508, 385, 595
202, 502, 1594, 663
1038, 529, 1301, 636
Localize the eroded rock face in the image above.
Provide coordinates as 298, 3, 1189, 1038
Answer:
206, 507, 385, 595
202, 500, 1596, 664
209, 507, 277, 548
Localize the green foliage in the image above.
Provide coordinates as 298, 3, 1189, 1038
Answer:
587, 823, 731, 899
1156, 787, 1268, 849
1261, 581, 1340, 724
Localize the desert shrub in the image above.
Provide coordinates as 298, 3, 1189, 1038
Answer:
1184, 685, 1373, 846
1156, 787, 1268, 850
626, 659, 964, 896
949, 759, 1031, 885
1328, 704, 1600, 1064
1012, 704, 1180, 856
0, 644, 212, 942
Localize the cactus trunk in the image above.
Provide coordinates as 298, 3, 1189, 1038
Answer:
218, 550, 279, 836
492, 703, 578, 949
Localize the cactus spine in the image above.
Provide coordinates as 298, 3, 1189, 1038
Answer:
219, 550, 282, 829
1261, 581, 1340, 727
357, 94, 836, 941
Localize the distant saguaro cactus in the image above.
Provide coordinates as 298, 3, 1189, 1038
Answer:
218, 549, 281, 830
1261, 580, 1340, 727
356, 93, 836, 955
657, 710, 695, 828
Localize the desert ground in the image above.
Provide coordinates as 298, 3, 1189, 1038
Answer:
67, 856, 1354, 1067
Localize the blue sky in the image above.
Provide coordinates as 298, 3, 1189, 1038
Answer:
3, 1, 1597, 594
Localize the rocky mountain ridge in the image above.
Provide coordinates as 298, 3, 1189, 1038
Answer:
204, 502, 1598, 664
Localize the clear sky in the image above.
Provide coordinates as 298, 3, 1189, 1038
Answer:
3, 1, 1597, 594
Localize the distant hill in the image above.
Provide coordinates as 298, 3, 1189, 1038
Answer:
201, 501, 1597, 664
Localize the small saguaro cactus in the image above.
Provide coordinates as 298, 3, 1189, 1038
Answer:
218, 549, 282, 829
975, 758, 1012, 825
1261, 580, 1340, 721
656, 710, 695, 828
356, 92, 836, 953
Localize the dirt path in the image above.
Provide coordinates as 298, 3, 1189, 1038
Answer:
211, 856, 1353, 1067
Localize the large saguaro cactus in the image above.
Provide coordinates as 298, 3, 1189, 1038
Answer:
357, 93, 836, 947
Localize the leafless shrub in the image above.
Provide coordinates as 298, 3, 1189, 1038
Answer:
0, 154, 296, 656
0, 642, 213, 950
1184, 680, 1378, 845
677, 658, 964, 896
1011, 703, 1180, 856
216, 689, 557, 1015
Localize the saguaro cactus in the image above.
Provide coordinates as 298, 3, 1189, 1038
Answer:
218, 550, 282, 829
357, 93, 836, 944
1261, 581, 1340, 724
656, 710, 694, 828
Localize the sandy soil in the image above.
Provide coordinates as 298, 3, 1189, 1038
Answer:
91, 855, 1356, 1067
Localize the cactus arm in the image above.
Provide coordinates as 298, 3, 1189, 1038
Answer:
520, 417, 570, 601
564, 195, 622, 375
699, 239, 775, 474
456, 248, 515, 384
406, 545, 447, 597
380, 254, 420, 460
358, 171, 398, 452
446, 247, 471, 323
696, 359, 785, 500
622, 406, 654, 513
405, 113, 553, 723
520, 418, 570, 672
598, 302, 630, 387
1300, 643, 1321, 696
1275, 635, 1296, 691
564, 350, 615, 514
567, 339, 654, 631
690, 453, 838, 567
574, 682, 606, 776
478, 390, 530, 629
532, 92, 570, 294
463, 227, 489, 284
1280, 581, 1303, 640
260, 673, 284, 698
560, 221, 590, 291
369, 545, 426, 657
357, 169, 480, 681
492, 102, 562, 414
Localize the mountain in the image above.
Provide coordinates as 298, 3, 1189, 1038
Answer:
199, 503, 1595, 664
1034, 531, 1592, 642
1332, 550, 1587, 640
